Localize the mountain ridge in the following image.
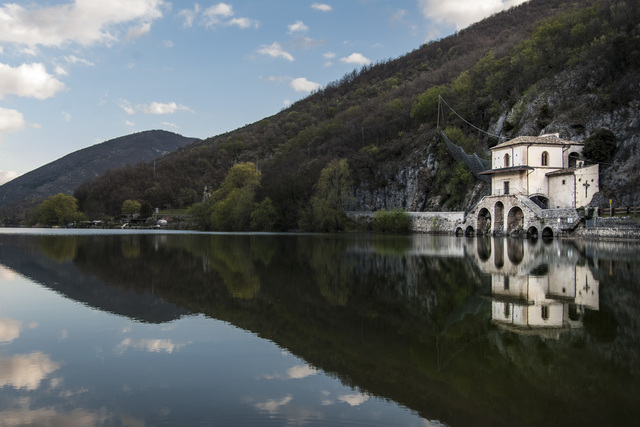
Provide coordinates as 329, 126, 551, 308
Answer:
0, 129, 197, 210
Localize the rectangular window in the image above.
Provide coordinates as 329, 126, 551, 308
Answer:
504, 181, 510, 195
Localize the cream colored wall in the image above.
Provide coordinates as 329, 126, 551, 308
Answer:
491, 173, 527, 195
548, 175, 575, 208
574, 164, 599, 207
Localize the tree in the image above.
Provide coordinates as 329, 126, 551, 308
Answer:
410, 85, 448, 124
300, 158, 353, 232
140, 201, 154, 219
209, 162, 262, 231
35, 193, 85, 226
583, 129, 617, 163
251, 197, 278, 231
122, 199, 141, 217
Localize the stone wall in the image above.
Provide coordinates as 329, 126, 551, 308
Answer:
347, 211, 465, 233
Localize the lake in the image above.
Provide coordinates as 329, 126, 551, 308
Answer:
0, 228, 638, 426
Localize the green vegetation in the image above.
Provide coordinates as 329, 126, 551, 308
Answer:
30, 193, 85, 226
122, 199, 141, 217
372, 209, 412, 233
299, 158, 354, 232
583, 128, 617, 163
58, 0, 640, 229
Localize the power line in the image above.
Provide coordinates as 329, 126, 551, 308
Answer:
438, 95, 506, 141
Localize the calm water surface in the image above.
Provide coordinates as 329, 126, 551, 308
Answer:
0, 229, 638, 426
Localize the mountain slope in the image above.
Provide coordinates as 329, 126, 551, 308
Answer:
66, 0, 640, 228
0, 130, 196, 208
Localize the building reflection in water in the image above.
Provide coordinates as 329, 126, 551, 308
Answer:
471, 237, 599, 334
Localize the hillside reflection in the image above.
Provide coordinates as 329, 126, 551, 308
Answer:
0, 232, 638, 427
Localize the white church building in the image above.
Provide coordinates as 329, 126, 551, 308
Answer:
458, 133, 599, 238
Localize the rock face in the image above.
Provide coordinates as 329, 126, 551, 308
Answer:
0, 130, 196, 207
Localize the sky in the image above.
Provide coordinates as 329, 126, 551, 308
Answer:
0, 0, 528, 184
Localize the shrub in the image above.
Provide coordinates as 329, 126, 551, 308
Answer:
372, 209, 412, 233
583, 129, 617, 163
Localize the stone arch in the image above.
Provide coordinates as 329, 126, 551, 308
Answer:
507, 206, 525, 234
568, 152, 580, 168
455, 227, 464, 236
494, 202, 504, 234
465, 226, 475, 236
526, 226, 539, 239
477, 208, 491, 235
529, 194, 549, 209
542, 227, 554, 238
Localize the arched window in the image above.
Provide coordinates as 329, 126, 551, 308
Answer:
541, 151, 549, 166
541, 305, 549, 321
504, 153, 510, 167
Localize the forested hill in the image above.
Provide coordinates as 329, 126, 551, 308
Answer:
0, 130, 196, 210
74, 0, 639, 230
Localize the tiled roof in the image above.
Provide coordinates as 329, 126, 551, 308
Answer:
492, 135, 580, 150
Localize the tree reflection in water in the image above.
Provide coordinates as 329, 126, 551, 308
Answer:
0, 231, 638, 427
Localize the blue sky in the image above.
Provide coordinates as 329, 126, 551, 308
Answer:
0, 0, 527, 184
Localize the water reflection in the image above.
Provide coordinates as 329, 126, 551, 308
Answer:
0, 230, 638, 427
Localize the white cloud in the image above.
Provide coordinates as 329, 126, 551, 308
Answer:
0, 352, 60, 390
0, 407, 102, 427
254, 395, 293, 414
290, 77, 321, 93
161, 121, 178, 128
323, 52, 335, 59
54, 65, 68, 76
287, 364, 318, 379
418, 0, 528, 31
311, 3, 332, 12
162, 39, 174, 48
62, 111, 72, 122
140, 101, 193, 114
126, 21, 152, 39
125, 120, 135, 126
0, 63, 65, 100
119, 100, 193, 115
338, 393, 370, 406
117, 338, 180, 353
202, 3, 234, 28
227, 17, 259, 29
0, 318, 22, 343
257, 42, 294, 62
340, 53, 371, 66
178, 4, 200, 28
179, 3, 257, 29
0, 107, 27, 134
0, 265, 18, 280
0, 0, 165, 47
288, 20, 309, 34
64, 55, 95, 66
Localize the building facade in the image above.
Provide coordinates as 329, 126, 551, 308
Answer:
458, 134, 599, 237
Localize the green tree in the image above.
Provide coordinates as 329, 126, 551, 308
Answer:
301, 159, 353, 232
251, 197, 278, 231
583, 129, 617, 163
122, 199, 141, 217
140, 201, 154, 219
411, 85, 448, 124
210, 162, 261, 231
36, 193, 85, 226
